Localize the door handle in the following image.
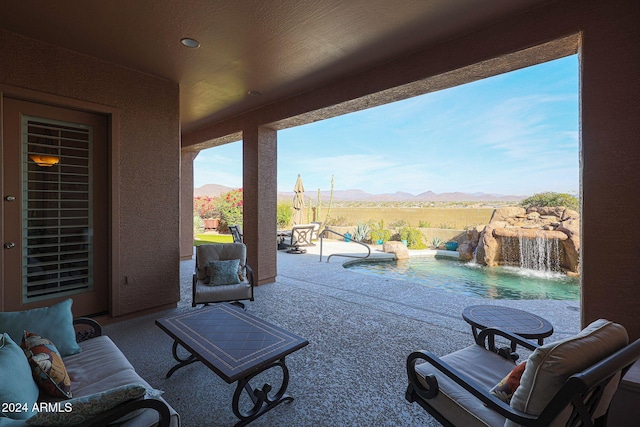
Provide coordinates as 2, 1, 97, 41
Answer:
4, 242, 15, 249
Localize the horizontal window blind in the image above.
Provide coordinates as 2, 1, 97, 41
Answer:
22, 116, 94, 302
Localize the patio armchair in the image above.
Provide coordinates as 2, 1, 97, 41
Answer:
406, 319, 640, 427
290, 224, 317, 247
229, 225, 243, 243
310, 221, 322, 240
192, 243, 254, 308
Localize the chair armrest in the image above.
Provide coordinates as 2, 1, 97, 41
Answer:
577, 338, 640, 390
76, 397, 171, 427
73, 317, 103, 342
476, 327, 539, 353
246, 264, 255, 286
406, 349, 540, 426
192, 273, 197, 307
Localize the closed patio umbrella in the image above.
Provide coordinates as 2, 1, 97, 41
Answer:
292, 174, 305, 225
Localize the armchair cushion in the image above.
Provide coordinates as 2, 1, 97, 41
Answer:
193, 243, 253, 306
193, 282, 252, 305
414, 344, 516, 427
0, 299, 81, 357
0, 333, 39, 420
207, 259, 241, 286
195, 243, 246, 282
506, 319, 628, 427
21, 331, 72, 399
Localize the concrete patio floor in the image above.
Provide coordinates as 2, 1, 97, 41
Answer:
181, 239, 581, 336
105, 239, 581, 427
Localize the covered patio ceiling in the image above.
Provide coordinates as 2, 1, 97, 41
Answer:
0, 0, 553, 137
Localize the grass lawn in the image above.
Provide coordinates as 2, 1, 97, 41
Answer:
194, 233, 234, 245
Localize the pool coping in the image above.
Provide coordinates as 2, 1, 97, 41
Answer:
342, 248, 459, 267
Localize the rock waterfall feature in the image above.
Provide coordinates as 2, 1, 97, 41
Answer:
458, 207, 580, 275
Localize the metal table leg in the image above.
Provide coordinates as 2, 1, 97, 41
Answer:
231, 357, 293, 426
165, 340, 198, 378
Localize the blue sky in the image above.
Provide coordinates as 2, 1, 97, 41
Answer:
194, 55, 579, 197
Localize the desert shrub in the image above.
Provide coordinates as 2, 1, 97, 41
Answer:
521, 192, 579, 211
216, 188, 243, 232
418, 220, 431, 228
438, 223, 453, 229
194, 196, 219, 218
390, 219, 410, 228
325, 215, 349, 226
399, 226, 427, 249
352, 222, 369, 241
277, 202, 293, 228
369, 219, 391, 243
370, 228, 392, 243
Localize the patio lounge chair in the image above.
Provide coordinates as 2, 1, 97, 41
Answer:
192, 243, 254, 308
406, 319, 640, 427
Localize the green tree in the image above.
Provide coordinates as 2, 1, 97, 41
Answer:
521, 192, 579, 211
277, 202, 293, 229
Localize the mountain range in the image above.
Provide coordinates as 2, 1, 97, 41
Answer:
194, 184, 525, 202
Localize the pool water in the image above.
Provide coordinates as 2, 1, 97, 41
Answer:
344, 256, 580, 300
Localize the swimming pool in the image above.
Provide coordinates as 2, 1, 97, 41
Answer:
344, 256, 580, 300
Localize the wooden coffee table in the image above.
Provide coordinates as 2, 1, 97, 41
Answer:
155, 304, 309, 426
462, 304, 554, 347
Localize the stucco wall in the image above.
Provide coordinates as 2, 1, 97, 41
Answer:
577, 0, 640, 339
181, 152, 198, 260
0, 29, 181, 317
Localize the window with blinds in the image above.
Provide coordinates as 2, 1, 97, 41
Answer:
22, 116, 94, 302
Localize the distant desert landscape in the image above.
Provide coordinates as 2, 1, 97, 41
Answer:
194, 183, 524, 230
194, 183, 525, 203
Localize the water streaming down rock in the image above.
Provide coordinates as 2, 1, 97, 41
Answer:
458, 207, 580, 275
501, 232, 562, 272
471, 246, 479, 264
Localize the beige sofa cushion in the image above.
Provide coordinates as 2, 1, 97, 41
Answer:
506, 319, 628, 427
61, 336, 180, 427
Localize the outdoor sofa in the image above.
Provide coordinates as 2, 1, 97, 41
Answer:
0, 299, 179, 427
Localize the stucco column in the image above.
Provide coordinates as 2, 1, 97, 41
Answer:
580, 4, 640, 340
180, 150, 199, 260
242, 126, 277, 285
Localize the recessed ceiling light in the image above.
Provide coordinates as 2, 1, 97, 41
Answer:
247, 90, 262, 97
180, 38, 200, 48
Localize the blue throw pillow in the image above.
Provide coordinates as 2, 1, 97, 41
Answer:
0, 333, 39, 420
0, 299, 81, 357
208, 259, 241, 286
